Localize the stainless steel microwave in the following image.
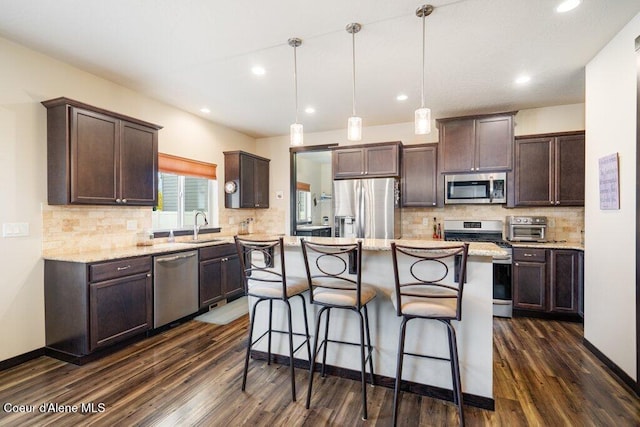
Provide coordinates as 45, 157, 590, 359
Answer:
444, 172, 507, 204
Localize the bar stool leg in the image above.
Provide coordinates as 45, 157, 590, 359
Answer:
284, 299, 296, 401
446, 321, 464, 426
363, 304, 375, 385
392, 316, 409, 426
357, 309, 368, 420
242, 297, 262, 391
306, 306, 327, 409
321, 308, 331, 378
267, 299, 273, 365
297, 294, 312, 361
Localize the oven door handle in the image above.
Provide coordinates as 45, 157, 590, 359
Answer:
492, 256, 512, 264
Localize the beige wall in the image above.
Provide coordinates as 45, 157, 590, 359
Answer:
256, 104, 585, 235
584, 12, 639, 381
0, 36, 257, 362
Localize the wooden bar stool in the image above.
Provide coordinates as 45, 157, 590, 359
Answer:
390, 242, 469, 427
300, 239, 375, 420
235, 236, 311, 402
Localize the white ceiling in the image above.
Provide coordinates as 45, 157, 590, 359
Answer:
1, 0, 639, 138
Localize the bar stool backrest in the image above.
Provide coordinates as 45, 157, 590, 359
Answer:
300, 239, 364, 309
235, 236, 288, 298
390, 242, 469, 320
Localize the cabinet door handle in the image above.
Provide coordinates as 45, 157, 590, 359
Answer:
360, 171, 364, 175
122, 199, 127, 203
515, 262, 519, 266
364, 171, 368, 175
116, 198, 122, 204
117, 265, 131, 271
146, 273, 152, 278
432, 202, 436, 206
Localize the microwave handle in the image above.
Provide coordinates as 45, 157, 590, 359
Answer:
489, 178, 494, 203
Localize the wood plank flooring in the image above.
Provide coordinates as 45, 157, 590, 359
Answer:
0, 316, 638, 426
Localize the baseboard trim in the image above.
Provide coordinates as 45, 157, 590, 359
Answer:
0, 348, 45, 372
513, 309, 583, 322
250, 350, 495, 411
583, 338, 639, 396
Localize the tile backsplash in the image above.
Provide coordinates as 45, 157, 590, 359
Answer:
42, 203, 583, 256
42, 205, 153, 256
401, 205, 584, 242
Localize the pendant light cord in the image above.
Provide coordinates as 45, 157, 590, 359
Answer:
421, 13, 426, 109
351, 29, 357, 117
293, 44, 299, 123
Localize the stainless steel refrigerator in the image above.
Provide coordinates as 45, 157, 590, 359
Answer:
333, 178, 401, 239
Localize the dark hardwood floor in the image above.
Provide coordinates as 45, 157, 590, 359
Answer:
0, 316, 638, 426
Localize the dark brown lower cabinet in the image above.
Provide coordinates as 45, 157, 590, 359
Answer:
45, 256, 152, 360
549, 250, 580, 313
513, 247, 583, 318
513, 248, 547, 311
89, 272, 152, 350
199, 244, 244, 308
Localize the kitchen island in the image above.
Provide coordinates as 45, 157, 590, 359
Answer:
248, 236, 505, 408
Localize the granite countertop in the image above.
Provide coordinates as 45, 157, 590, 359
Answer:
509, 241, 584, 251
43, 237, 236, 263
43, 234, 507, 263
278, 236, 506, 257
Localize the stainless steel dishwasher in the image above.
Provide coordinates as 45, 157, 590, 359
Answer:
153, 250, 199, 328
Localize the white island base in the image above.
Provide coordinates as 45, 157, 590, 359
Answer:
247, 237, 496, 409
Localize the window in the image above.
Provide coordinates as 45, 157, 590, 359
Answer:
152, 154, 218, 231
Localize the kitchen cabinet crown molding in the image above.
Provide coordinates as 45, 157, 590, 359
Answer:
42, 97, 162, 130
435, 110, 517, 125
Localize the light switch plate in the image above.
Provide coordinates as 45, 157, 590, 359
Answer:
2, 222, 29, 237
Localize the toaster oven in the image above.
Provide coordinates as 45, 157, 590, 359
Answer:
506, 216, 547, 242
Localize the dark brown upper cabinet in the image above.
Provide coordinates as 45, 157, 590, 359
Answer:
513, 131, 585, 207
333, 141, 401, 179
224, 151, 270, 208
402, 144, 438, 207
437, 112, 515, 173
42, 97, 161, 206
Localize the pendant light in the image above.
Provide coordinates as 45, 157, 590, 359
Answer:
346, 23, 362, 141
289, 37, 303, 146
415, 5, 434, 135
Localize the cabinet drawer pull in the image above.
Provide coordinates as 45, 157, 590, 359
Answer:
117, 265, 131, 271
523, 253, 536, 257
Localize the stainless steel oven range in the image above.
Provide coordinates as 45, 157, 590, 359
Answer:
444, 219, 512, 318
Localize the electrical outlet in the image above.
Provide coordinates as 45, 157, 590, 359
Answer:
422, 217, 429, 226
2, 222, 29, 237
228, 217, 235, 225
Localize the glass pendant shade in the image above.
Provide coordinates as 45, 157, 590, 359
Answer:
415, 107, 431, 135
347, 116, 362, 141
290, 122, 303, 146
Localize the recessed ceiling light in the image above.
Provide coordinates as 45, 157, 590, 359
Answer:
556, 0, 581, 13
251, 66, 266, 76
304, 106, 316, 114
200, 107, 210, 114
396, 94, 408, 101
515, 75, 531, 85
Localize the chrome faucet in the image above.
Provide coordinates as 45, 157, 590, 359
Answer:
194, 211, 208, 240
